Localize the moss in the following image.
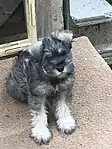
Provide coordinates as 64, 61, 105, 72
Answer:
106, 0, 112, 4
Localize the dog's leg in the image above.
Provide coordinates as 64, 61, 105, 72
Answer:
28, 82, 55, 144
29, 98, 52, 144
55, 92, 76, 134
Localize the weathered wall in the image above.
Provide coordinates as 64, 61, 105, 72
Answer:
51, 0, 64, 31
71, 22, 112, 53
70, 21, 112, 65
36, 0, 64, 38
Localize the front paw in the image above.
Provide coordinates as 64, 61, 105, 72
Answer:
57, 116, 76, 134
30, 126, 52, 145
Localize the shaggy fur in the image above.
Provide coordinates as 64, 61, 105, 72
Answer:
6, 30, 76, 145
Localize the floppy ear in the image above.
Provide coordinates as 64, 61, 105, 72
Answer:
51, 30, 73, 44
28, 39, 43, 62
42, 37, 51, 49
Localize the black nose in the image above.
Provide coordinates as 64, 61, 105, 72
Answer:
57, 66, 64, 72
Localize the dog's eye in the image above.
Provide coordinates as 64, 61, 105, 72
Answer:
45, 54, 52, 60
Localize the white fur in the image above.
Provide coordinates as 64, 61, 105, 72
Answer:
25, 58, 29, 63
52, 30, 73, 42
63, 66, 68, 73
25, 58, 29, 66
56, 94, 76, 133
55, 70, 61, 76
42, 66, 48, 76
63, 62, 73, 73
30, 107, 51, 143
58, 48, 62, 53
42, 66, 61, 76
28, 40, 42, 55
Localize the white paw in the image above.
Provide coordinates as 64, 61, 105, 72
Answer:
57, 116, 76, 134
31, 126, 52, 144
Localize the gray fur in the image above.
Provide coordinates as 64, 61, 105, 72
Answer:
6, 30, 75, 144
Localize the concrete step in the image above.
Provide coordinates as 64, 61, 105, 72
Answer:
70, 0, 112, 65
70, 0, 112, 26
0, 37, 112, 149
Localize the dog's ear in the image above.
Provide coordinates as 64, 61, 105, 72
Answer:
28, 40, 43, 62
42, 37, 52, 50
51, 30, 73, 44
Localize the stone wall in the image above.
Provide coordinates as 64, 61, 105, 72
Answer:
36, 0, 64, 38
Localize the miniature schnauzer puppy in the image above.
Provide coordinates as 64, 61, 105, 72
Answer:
6, 30, 76, 144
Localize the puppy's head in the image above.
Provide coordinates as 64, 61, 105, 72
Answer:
41, 30, 74, 78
